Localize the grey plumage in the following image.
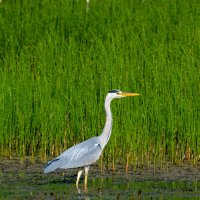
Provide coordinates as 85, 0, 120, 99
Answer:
44, 137, 102, 173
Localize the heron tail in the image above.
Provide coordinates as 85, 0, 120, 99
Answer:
43, 158, 60, 173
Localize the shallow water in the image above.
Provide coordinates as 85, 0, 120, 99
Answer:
0, 157, 199, 199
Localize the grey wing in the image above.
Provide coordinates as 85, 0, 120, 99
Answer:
44, 137, 102, 173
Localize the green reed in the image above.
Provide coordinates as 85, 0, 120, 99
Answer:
0, 0, 199, 168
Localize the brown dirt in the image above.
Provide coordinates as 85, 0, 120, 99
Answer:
0, 156, 199, 184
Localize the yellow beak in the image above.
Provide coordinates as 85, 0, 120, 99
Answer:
118, 92, 140, 97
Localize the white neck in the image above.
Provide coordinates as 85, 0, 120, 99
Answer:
99, 95, 113, 149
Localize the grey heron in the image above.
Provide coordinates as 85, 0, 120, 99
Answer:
43, 89, 140, 189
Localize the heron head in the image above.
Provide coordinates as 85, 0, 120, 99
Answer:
108, 89, 140, 99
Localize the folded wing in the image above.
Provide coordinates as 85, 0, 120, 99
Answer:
44, 137, 102, 173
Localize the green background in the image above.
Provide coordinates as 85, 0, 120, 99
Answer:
0, 0, 199, 168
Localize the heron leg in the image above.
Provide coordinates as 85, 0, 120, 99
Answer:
76, 170, 83, 189
84, 166, 89, 190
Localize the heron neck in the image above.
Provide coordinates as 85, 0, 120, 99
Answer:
99, 96, 113, 149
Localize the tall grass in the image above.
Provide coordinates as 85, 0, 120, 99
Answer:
0, 0, 199, 168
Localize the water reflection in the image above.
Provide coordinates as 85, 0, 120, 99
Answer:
76, 184, 103, 200
1, 170, 199, 199
77, 175, 200, 200
37, 175, 200, 199
76, 188, 91, 200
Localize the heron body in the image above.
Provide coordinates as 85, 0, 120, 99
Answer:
43, 89, 140, 189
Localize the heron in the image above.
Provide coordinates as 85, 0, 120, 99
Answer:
43, 89, 140, 189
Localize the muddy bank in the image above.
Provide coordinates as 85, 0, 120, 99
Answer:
0, 157, 199, 183
0, 157, 199, 199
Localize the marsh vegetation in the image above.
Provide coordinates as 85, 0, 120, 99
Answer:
0, 0, 199, 170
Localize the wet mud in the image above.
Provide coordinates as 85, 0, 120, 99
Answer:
0, 157, 199, 199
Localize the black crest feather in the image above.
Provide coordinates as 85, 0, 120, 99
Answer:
109, 89, 120, 93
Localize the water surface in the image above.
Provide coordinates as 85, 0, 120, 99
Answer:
0, 157, 199, 199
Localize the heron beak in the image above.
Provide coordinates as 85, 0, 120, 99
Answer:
118, 92, 140, 97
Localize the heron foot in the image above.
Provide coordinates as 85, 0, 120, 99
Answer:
77, 187, 81, 194
84, 186, 88, 193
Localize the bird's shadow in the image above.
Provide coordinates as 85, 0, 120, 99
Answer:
48, 175, 91, 199
48, 173, 83, 185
